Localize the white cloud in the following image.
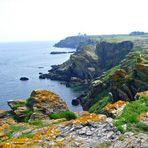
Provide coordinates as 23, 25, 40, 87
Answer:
0, 0, 148, 42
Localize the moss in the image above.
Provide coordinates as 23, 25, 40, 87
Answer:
49, 111, 77, 120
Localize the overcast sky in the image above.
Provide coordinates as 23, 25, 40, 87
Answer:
0, 0, 148, 42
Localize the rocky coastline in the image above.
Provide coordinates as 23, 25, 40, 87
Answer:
0, 34, 148, 147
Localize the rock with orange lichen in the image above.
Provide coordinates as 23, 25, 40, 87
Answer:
104, 100, 127, 118
6, 90, 69, 122
0, 113, 119, 148
27, 90, 69, 114
136, 91, 148, 98
75, 111, 90, 117
137, 112, 148, 124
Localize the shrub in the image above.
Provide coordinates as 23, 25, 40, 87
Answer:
49, 111, 77, 120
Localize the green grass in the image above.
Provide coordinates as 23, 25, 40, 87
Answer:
114, 96, 148, 133
49, 111, 77, 120
6, 125, 27, 139
13, 102, 26, 110
28, 120, 45, 127
18, 132, 34, 139
99, 65, 120, 82
89, 96, 109, 113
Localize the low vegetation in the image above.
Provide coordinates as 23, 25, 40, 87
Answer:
114, 96, 148, 133
49, 111, 77, 120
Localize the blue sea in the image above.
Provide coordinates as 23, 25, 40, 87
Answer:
0, 41, 82, 111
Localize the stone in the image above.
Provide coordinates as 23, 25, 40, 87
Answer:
137, 112, 148, 124
29, 112, 49, 120
20, 77, 29, 81
14, 107, 28, 118
104, 100, 127, 118
136, 90, 148, 98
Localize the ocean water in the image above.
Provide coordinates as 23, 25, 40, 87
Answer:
0, 41, 82, 111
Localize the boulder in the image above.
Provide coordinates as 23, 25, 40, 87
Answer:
72, 99, 80, 106
27, 90, 69, 114
20, 77, 29, 81
39, 74, 47, 79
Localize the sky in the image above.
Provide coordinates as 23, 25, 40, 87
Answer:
0, 0, 148, 42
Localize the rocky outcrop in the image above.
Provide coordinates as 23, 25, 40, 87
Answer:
7, 90, 68, 121
20, 77, 29, 81
104, 100, 127, 118
28, 90, 68, 114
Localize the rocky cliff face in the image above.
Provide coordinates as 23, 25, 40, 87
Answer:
43, 41, 133, 88
81, 40, 148, 113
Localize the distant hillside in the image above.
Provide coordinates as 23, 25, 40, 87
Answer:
54, 35, 91, 48
129, 31, 148, 35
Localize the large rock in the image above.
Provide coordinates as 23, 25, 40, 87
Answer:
27, 90, 69, 114
104, 100, 127, 118
7, 90, 69, 121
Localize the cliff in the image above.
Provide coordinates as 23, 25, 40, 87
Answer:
81, 38, 148, 113
41, 41, 133, 87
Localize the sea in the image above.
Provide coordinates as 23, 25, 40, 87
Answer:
0, 41, 82, 111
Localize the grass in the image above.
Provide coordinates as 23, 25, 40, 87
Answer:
6, 125, 27, 139
18, 132, 34, 139
89, 96, 109, 113
49, 111, 77, 120
99, 65, 120, 82
13, 102, 26, 110
114, 96, 148, 133
13, 110, 34, 122
28, 120, 45, 127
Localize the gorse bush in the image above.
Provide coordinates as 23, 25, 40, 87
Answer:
49, 111, 77, 120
